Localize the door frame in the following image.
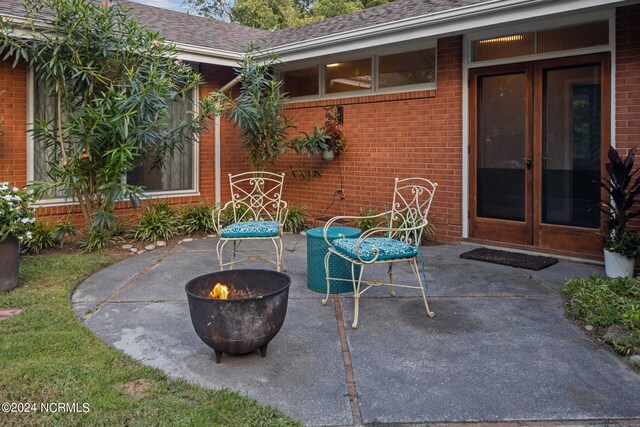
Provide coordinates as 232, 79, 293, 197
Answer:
468, 53, 610, 255
468, 62, 534, 246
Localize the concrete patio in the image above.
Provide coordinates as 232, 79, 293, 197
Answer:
72, 234, 640, 426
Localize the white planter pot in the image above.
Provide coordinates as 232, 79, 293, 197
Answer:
604, 249, 635, 278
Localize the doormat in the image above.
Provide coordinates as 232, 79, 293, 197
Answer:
459, 248, 559, 270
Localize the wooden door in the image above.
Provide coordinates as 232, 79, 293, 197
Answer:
469, 64, 534, 246
469, 54, 610, 255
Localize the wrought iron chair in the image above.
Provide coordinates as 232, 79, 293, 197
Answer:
321, 177, 437, 329
215, 172, 287, 271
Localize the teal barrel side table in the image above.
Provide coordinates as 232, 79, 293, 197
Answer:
306, 226, 362, 294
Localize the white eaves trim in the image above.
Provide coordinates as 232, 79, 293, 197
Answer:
272, 0, 629, 63
174, 42, 242, 67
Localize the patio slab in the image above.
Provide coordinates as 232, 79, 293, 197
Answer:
340, 297, 640, 424
72, 234, 640, 426
83, 299, 352, 426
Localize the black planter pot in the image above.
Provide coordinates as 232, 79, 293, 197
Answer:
0, 235, 20, 292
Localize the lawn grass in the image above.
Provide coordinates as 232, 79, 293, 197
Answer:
0, 253, 301, 426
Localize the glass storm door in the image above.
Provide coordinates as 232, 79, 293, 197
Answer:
470, 64, 533, 246
470, 54, 609, 255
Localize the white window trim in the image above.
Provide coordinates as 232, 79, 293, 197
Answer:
27, 68, 201, 207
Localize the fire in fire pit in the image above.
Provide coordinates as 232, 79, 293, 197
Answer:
209, 283, 229, 299
185, 269, 291, 363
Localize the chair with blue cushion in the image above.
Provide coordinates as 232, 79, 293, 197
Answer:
215, 172, 287, 271
321, 177, 437, 329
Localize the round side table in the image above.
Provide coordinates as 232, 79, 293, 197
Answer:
306, 226, 362, 294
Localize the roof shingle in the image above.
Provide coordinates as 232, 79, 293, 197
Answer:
268, 0, 491, 47
0, 0, 493, 53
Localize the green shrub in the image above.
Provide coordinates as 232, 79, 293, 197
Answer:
21, 221, 57, 254
52, 220, 78, 247
80, 227, 116, 252
353, 208, 380, 232
283, 204, 308, 233
179, 203, 215, 235
133, 203, 180, 242
563, 274, 640, 355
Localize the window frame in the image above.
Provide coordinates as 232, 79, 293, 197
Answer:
27, 67, 200, 207
466, 11, 614, 68
279, 40, 437, 103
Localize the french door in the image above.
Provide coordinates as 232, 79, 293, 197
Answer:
469, 54, 610, 255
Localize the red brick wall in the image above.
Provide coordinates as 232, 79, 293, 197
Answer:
273, 36, 464, 242
616, 4, 640, 157
0, 60, 27, 187
0, 38, 464, 240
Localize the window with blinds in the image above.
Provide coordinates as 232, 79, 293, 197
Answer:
472, 21, 609, 63
33, 73, 197, 198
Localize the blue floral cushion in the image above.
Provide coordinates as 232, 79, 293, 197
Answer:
332, 237, 419, 261
220, 221, 280, 238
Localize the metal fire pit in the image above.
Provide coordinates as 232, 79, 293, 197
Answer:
185, 269, 291, 363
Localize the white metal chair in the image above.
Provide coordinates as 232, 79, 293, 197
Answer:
215, 171, 287, 271
321, 177, 437, 329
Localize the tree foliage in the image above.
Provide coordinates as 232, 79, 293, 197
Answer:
0, 0, 208, 229
206, 47, 293, 170
183, 0, 393, 29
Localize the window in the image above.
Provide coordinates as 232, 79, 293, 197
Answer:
537, 21, 609, 54
31, 73, 197, 199
473, 33, 535, 62
472, 21, 609, 63
126, 94, 196, 193
325, 58, 372, 94
281, 67, 319, 97
378, 48, 436, 89
281, 46, 437, 100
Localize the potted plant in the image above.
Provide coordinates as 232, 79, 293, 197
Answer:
289, 106, 346, 161
320, 106, 346, 161
599, 146, 640, 277
0, 182, 36, 291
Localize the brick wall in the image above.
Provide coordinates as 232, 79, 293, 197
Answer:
0, 60, 27, 187
616, 4, 640, 157
272, 36, 464, 242
0, 37, 464, 240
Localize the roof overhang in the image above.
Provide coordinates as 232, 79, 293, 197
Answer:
271, 0, 633, 64
174, 43, 242, 67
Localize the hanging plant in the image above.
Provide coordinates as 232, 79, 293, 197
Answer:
288, 106, 346, 161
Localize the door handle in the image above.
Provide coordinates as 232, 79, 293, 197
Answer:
524, 158, 532, 169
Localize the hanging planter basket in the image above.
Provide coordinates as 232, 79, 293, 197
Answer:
321, 150, 335, 161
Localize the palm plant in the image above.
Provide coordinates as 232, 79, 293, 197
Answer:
207, 46, 293, 171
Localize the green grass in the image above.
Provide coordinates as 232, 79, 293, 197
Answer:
563, 274, 640, 356
0, 253, 301, 426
